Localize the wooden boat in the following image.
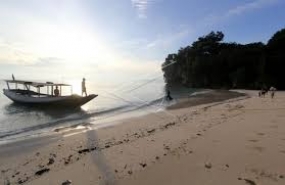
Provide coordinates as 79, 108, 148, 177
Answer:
3, 79, 98, 108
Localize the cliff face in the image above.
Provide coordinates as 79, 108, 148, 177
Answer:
162, 29, 285, 90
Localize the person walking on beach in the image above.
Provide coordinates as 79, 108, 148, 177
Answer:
269, 86, 276, 99
166, 89, 173, 101
82, 78, 88, 96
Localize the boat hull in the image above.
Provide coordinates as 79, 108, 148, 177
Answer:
3, 89, 97, 108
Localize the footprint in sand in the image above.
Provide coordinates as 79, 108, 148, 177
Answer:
248, 139, 259, 143
250, 146, 265, 152
269, 125, 278, 129
257, 133, 265, 136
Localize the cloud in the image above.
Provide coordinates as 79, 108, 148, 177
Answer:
131, 0, 154, 18
203, 0, 280, 26
0, 40, 38, 65
226, 0, 279, 16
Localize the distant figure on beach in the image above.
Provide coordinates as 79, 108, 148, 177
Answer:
269, 86, 276, 99
166, 90, 173, 101
12, 74, 15, 81
54, 86, 59, 96
82, 78, 87, 96
258, 88, 267, 97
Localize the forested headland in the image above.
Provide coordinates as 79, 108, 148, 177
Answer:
162, 28, 285, 90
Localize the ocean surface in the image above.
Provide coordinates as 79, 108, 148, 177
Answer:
0, 76, 196, 145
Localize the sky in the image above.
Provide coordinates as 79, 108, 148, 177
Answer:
0, 0, 284, 85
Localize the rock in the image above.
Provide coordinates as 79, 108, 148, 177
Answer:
279, 175, 284, 179
225, 164, 229, 168
237, 177, 242, 180
62, 180, 72, 185
35, 168, 50, 176
155, 156, 160, 160
105, 145, 110, 148
114, 169, 118, 173
128, 170, 133, 175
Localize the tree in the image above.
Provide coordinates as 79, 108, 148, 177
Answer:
162, 28, 285, 90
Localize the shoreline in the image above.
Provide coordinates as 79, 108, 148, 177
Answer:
0, 90, 249, 184
0, 90, 244, 146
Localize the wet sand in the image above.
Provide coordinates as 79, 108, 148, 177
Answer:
2, 90, 285, 185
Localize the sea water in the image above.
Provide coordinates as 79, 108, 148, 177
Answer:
0, 75, 195, 144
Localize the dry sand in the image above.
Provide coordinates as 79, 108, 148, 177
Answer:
1, 90, 285, 185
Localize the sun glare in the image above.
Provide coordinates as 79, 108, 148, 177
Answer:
30, 24, 117, 66
66, 79, 82, 95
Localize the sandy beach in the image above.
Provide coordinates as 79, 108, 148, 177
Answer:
1, 90, 285, 185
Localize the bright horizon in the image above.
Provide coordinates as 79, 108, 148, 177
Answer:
0, 0, 284, 84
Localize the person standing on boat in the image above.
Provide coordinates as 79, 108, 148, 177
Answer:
82, 78, 88, 96
54, 86, 59, 96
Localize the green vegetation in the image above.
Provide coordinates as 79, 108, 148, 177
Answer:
162, 28, 285, 90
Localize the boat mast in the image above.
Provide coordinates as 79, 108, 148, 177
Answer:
37, 87, 40, 97
6, 81, 10, 90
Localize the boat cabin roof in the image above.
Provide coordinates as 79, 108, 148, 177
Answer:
5, 80, 71, 87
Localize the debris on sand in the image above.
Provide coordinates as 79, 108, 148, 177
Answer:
244, 178, 256, 185
35, 168, 50, 176
139, 163, 147, 168
18, 177, 29, 184
47, 158, 55, 165
78, 147, 97, 154
163, 122, 176, 129
147, 129, 156, 134
62, 180, 72, 185
205, 163, 212, 169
